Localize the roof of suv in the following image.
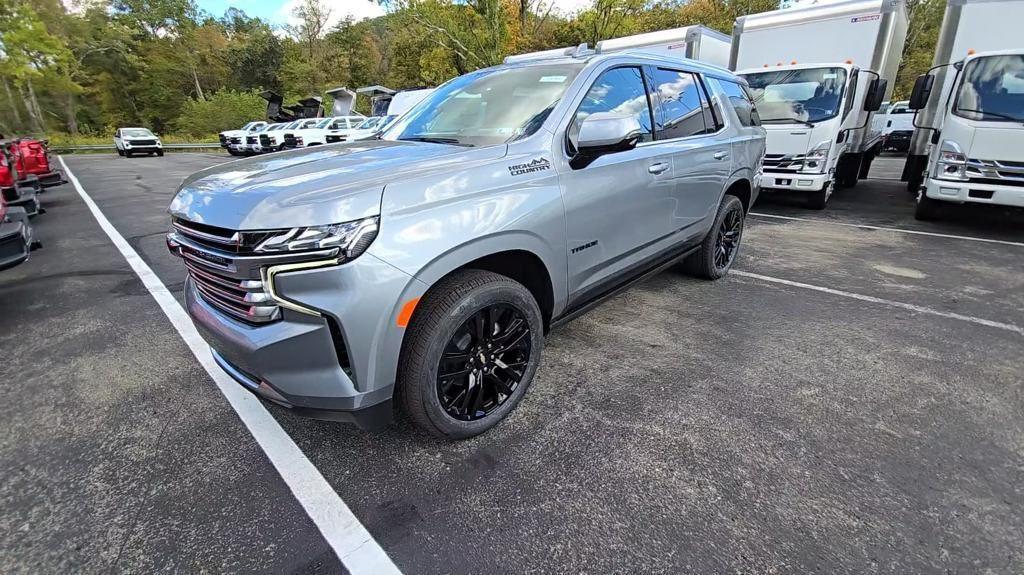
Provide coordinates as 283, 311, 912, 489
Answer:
494, 51, 741, 83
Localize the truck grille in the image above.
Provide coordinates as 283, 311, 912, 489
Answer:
246, 136, 258, 145
184, 259, 279, 323
171, 218, 274, 254
326, 134, 346, 143
259, 134, 274, 148
219, 134, 228, 146
967, 158, 1024, 187
283, 133, 299, 148
130, 139, 157, 146
763, 154, 805, 173
228, 136, 242, 145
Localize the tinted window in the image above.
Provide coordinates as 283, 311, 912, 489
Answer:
954, 54, 1024, 122
651, 68, 707, 139
718, 79, 760, 127
571, 66, 653, 149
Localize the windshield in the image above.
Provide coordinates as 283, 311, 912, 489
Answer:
953, 54, 1024, 122
316, 118, 333, 129
385, 63, 585, 147
124, 128, 154, 138
741, 67, 848, 123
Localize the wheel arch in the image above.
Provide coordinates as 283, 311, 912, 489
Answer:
721, 169, 754, 213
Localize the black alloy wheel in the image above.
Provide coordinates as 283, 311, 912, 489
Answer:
714, 205, 743, 271
436, 304, 532, 421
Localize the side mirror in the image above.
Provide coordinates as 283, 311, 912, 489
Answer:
571, 112, 642, 169
908, 74, 934, 110
863, 78, 888, 112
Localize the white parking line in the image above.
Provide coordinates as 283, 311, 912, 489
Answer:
59, 157, 402, 575
749, 212, 1024, 248
732, 270, 1024, 337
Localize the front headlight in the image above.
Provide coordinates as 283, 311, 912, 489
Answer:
935, 140, 967, 181
800, 140, 831, 174
255, 216, 379, 259
124, 142, 132, 148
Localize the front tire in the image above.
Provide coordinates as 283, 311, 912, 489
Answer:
397, 270, 544, 439
914, 190, 942, 221
807, 182, 831, 210
686, 194, 745, 280
156, 150, 164, 157
116, 148, 124, 157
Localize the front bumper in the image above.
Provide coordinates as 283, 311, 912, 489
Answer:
125, 146, 162, 153
0, 220, 31, 271
924, 178, 1024, 208
183, 253, 426, 429
2, 183, 40, 217
883, 131, 912, 151
35, 170, 66, 188
760, 171, 830, 192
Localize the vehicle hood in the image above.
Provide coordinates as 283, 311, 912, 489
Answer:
169, 139, 505, 230
963, 125, 1024, 161
220, 130, 247, 138
761, 124, 814, 156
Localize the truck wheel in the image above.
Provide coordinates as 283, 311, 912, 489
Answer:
397, 269, 544, 439
227, 149, 240, 157
685, 194, 745, 280
914, 191, 942, 221
117, 149, 124, 157
125, 151, 133, 158
807, 182, 831, 210
157, 150, 164, 157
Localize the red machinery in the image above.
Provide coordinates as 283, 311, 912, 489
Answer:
6, 139, 64, 188
0, 140, 41, 217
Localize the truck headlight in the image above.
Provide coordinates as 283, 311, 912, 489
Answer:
800, 140, 831, 174
935, 140, 967, 181
255, 216, 379, 258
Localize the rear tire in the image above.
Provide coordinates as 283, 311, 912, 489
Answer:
914, 190, 942, 221
397, 269, 544, 439
685, 194, 745, 280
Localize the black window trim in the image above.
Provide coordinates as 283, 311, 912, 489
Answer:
716, 77, 762, 127
644, 65, 725, 144
564, 64, 657, 156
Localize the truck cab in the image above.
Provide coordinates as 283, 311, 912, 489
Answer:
737, 63, 887, 208
908, 50, 1024, 219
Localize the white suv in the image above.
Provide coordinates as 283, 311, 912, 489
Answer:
114, 127, 163, 158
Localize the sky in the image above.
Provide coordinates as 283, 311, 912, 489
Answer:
194, 0, 594, 30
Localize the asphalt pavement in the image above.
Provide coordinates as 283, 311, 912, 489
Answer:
1, 152, 1022, 574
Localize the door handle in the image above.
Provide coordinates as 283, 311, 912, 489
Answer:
648, 162, 670, 175
713, 151, 729, 161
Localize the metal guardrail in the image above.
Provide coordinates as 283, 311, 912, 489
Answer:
52, 143, 222, 153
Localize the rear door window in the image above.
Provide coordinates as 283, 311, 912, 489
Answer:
651, 68, 708, 139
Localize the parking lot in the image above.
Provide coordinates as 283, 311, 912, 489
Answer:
2, 153, 1022, 573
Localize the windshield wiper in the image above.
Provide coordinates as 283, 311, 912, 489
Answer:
398, 136, 472, 146
760, 117, 815, 128
956, 108, 1024, 125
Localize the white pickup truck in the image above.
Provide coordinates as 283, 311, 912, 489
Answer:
880, 100, 914, 152
219, 121, 267, 156
287, 116, 366, 147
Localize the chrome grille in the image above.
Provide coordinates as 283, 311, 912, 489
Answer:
966, 158, 1024, 187
171, 218, 274, 255
763, 154, 805, 173
184, 259, 279, 323
246, 135, 257, 145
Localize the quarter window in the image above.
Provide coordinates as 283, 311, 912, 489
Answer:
651, 68, 708, 139
718, 79, 761, 127
570, 66, 654, 151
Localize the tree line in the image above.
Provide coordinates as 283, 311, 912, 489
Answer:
0, 0, 946, 140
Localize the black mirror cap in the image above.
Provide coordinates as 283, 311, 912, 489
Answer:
863, 78, 888, 112
570, 132, 641, 169
908, 74, 935, 110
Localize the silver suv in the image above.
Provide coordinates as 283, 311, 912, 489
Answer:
167, 41, 765, 438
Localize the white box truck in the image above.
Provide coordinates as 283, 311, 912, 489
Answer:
731, 0, 908, 208
505, 25, 732, 68
901, 0, 1024, 220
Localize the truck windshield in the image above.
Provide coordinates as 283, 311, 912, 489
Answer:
385, 63, 585, 147
741, 67, 848, 124
123, 129, 154, 138
953, 54, 1024, 123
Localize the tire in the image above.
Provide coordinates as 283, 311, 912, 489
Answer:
157, 150, 164, 157
125, 151, 133, 158
397, 269, 544, 439
807, 182, 831, 210
914, 190, 942, 221
227, 149, 241, 157
116, 149, 124, 157
685, 194, 745, 280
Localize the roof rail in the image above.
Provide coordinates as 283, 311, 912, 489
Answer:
503, 43, 591, 64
